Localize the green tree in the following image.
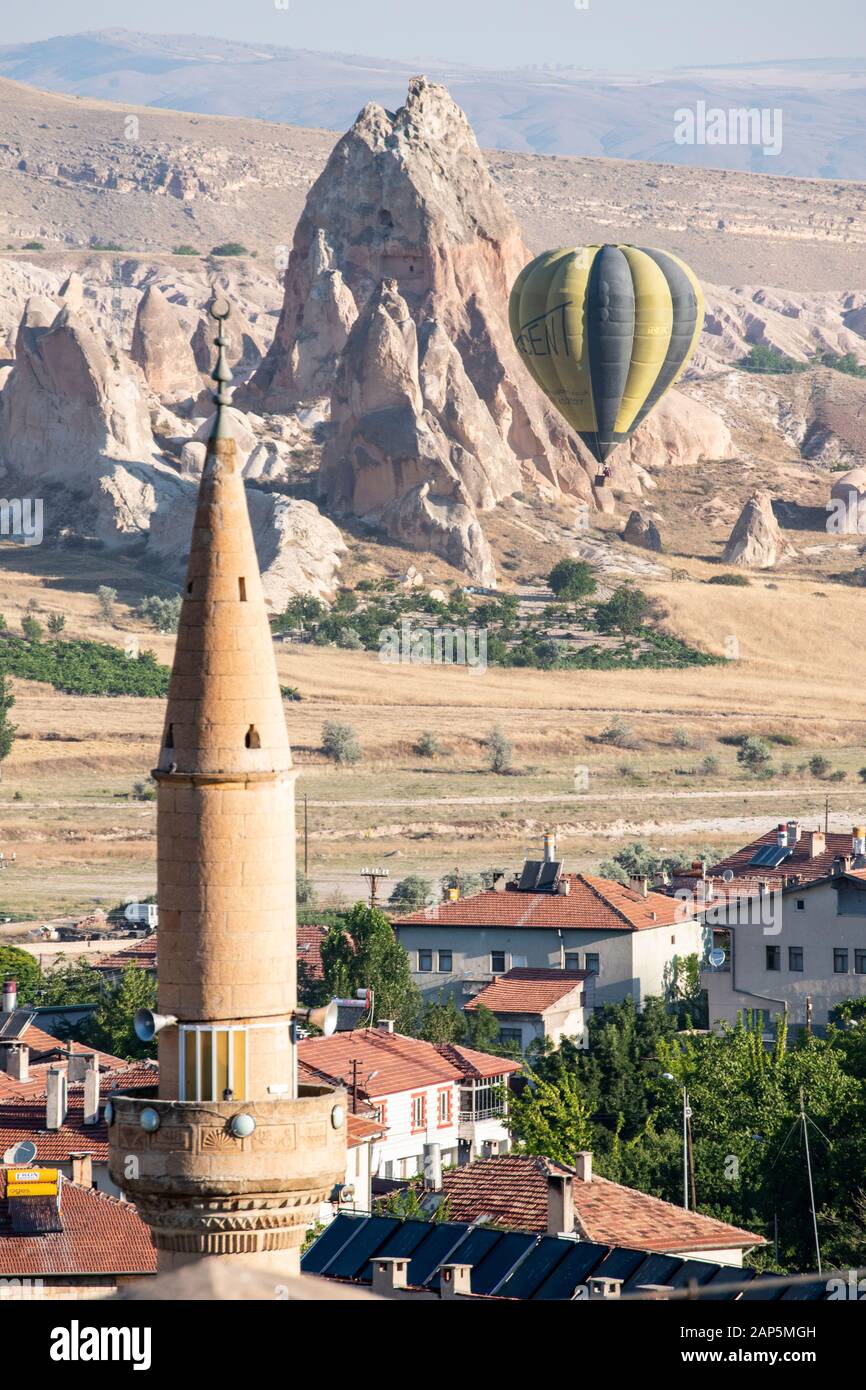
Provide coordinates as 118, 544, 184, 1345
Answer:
808, 754, 832, 780
210, 241, 248, 257
47, 613, 66, 635
21, 615, 43, 642
320, 903, 420, 1034
297, 871, 317, 909
28, 958, 104, 1009
548, 559, 596, 601
0, 674, 17, 769
418, 993, 468, 1044
0, 944, 42, 1001
594, 585, 655, 635
139, 594, 182, 633
507, 1069, 594, 1164
389, 875, 434, 912
737, 736, 773, 776
78, 967, 158, 1060
414, 731, 441, 758
321, 721, 361, 766
483, 725, 512, 774
96, 585, 117, 624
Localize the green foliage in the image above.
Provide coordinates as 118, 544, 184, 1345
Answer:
508, 1069, 594, 1164
418, 993, 468, 1045
548, 559, 597, 601
21, 615, 43, 642
172, 244, 200, 256
131, 778, 156, 801
707, 573, 751, 586
321, 903, 420, 1034
808, 754, 833, 779
27, 958, 105, 1009
375, 1186, 452, 1223
96, 586, 117, 623
0, 634, 169, 696
815, 351, 866, 378
738, 346, 808, 375
91, 240, 124, 252
0, 945, 42, 1000
484, 725, 512, 774
297, 871, 317, 908
22, 241, 45, 251
737, 735, 773, 775
78, 967, 158, 1060
594, 585, 655, 635
598, 714, 634, 748
47, 613, 66, 634
138, 594, 182, 633
210, 241, 248, 257
389, 875, 434, 912
599, 841, 713, 885
0, 674, 16, 764
321, 720, 361, 765
414, 730, 442, 758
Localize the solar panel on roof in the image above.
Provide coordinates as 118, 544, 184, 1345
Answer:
536, 860, 562, 893
301, 1211, 368, 1275
320, 1214, 397, 1280
626, 1252, 684, 1291
533, 1241, 612, 1300
0, 1010, 36, 1041
470, 1231, 537, 1296
591, 1245, 647, 1283
518, 860, 543, 891
668, 1258, 723, 1289
407, 1222, 474, 1288
360, 1215, 434, 1281
492, 1233, 565, 1299
748, 845, 791, 868
427, 1225, 502, 1289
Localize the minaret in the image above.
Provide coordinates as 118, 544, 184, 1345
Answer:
108, 298, 346, 1273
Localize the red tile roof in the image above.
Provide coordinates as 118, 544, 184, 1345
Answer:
705, 826, 861, 887
297, 924, 328, 982
20, 1024, 124, 1071
92, 936, 157, 973
298, 1029, 518, 1099
440, 1156, 766, 1253
0, 1063, 158, 1163
0, 1171, 156, 1277
465, 968, 589, 1017
393, 873, 684, 932
347, 1113, 385, 1148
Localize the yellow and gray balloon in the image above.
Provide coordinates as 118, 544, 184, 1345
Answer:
509, 244, 704, 466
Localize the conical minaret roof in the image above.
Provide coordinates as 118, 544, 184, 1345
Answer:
157, 296, 291, 778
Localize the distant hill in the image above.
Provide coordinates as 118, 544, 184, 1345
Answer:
1, 28, 865, 179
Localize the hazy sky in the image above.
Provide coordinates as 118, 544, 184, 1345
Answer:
4, 0, 865, 71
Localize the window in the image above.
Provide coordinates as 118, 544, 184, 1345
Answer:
180, 1026, 247, 1102
244, 725, 261, 749
789, 947, 804, 972
438, 950, 452, 973
410, 1092, 427, 1133
585, 953, 600, 976
437, 1087, 452, 1127
499, 1027, 523, 1048
459, 1078, 506, 1122
491, 951, 506, 974
238, 577, 247, 601
856, 951, 866, 975
418, 949, 433, 972
796, 899, 805, 910
383, 1160, 394, 1179
834, 949, 849, 974
766, 946, 780, 971
565, 952, 581, 972
371, 1099, 388, 1127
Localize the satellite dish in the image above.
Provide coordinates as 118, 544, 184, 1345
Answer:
709, 947, 727, 969
4, 1140, 37, 1164
722, 869, 735, 883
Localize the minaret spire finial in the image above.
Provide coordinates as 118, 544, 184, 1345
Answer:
208, 290, 233, 440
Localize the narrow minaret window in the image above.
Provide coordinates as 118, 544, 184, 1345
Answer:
165, 723, 174, 749
238, 577, 247, 602
187, 581, 193, 595
245, 725, 261, 749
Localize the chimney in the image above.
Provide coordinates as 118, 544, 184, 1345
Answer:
546, 1169, 575, 1236
806, 830, 825, 859
371, 1257, 409, 1296
493, 872, 507, 893
83, 1062, 100, 1126
691, 860, 706, 880
2, 977, 17, 1013
68, 1051, 97, 1084
776, 823, 787, 848
4, 1043, 29, 1082
786, 819, 801, 846
543, 830, 556, 863
376, 1019, 395, 1034
69, 1151, 94, 1187
439, 1263, 473, 1299
588, 1276, 622, 1299
423, 1142, 442, 1191
629, 876, 649, 897
46, 1066, 68, 1130
853, 826, 866, 861
574, 1150, 593, 1183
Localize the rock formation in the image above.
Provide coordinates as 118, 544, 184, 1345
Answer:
130, 284, 201, 402
722, 491, 789, 568
622, 510, 662, 551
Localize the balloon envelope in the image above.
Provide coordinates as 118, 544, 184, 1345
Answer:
509, 244, 704, 465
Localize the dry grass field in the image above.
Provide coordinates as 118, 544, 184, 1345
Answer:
2, 534, 866, 920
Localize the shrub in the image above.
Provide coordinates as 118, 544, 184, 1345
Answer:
321, 721, 361, 766
173, 244, 200, 255
700, 754, 720, 776
599, 715, 634, 748
210, 241, 248, 257
139, 594, 182, 633
594, 586, 654, 635
737, 736, 772, 775
0, 634, 169, 696
97, 585, 117, 623
737, 346, 808, 375
390, 875, 434, 911
672, 726, 692, 749
47, 613, 66, 635
21, 615, 43, 643
828, 769, 847, 782
22, 241, 45, 251
415, 731, 442, 758
858, 768, 866, 785
132, 779, 156, 801
707, 573, 751, 586
484, 726, 512, 774
808, 754, 832, 780
548, 559, 596, 601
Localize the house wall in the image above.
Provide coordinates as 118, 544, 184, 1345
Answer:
702, 881, 866, 1032
493, 1000, 587, 1053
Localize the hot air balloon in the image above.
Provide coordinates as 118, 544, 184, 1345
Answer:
509, 244, 704, 484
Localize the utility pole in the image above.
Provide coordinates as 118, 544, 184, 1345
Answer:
360, 866, 389, 910
686, 1098, 697, 1211
303, 795, 308, 877
682, 1087, 691, 1211
350, 1058, 359, 1115
824, 795, 830, 834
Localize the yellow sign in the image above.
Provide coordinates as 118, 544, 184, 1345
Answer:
8, 1182, 58, 1198
8, 1167, 59, 1185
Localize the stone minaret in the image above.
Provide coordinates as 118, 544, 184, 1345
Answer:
109, 299, 346, 1274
